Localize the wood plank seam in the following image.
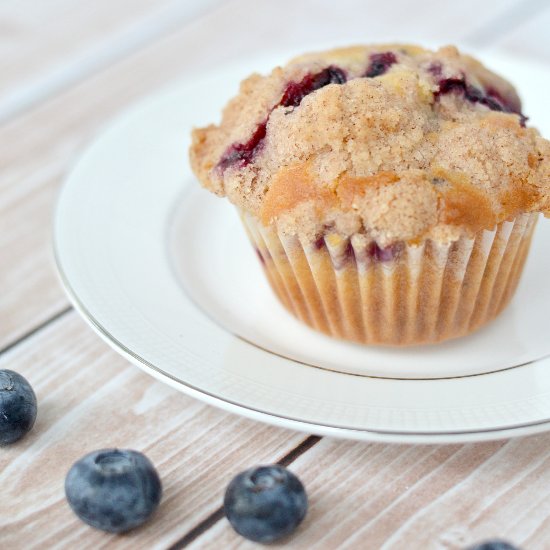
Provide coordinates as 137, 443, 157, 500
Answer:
166, 435, 322, 549
0, 0, 230, 126
0, 305, 73, 357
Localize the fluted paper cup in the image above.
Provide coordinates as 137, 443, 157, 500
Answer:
240, 211, 538, 346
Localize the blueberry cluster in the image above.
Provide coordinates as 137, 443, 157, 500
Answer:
1, 368, 524, 546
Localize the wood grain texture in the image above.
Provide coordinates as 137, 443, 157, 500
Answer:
192, 435, 550, 549
0, 0, 222, 122
0, 312, 305, 549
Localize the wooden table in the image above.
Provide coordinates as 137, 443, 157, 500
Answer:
2, 1, 550, 548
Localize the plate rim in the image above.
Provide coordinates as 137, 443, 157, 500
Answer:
54, 245, 550, 444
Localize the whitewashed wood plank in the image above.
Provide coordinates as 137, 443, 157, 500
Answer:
0, 0, 529, 347
0, 0, 223, 123
0, 312, 305, 549
1, 171, 69, 349
192, 436, 550, 549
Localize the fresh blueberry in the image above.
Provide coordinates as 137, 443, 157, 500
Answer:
0, 369, 37, 445
224, 465, 308, 543
466, 540, 521, 550
65, 449, 162, 533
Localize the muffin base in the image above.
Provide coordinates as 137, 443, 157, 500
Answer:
240, 212, 538, 346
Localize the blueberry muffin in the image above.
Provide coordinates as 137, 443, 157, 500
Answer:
190, 44, 550, 346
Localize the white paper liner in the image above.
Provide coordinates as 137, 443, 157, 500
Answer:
240, 212, 538, 346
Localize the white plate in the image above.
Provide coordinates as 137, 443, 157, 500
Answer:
54, 48, 550, 443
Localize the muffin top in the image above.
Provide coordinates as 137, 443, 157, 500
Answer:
190, 44, 550, 245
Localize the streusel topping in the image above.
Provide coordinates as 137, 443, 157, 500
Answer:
190, 44, 550, 244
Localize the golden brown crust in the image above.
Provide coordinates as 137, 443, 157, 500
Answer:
189, 44, 550, 245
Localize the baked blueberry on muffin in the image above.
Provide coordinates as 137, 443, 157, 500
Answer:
190, 44, 550, 346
